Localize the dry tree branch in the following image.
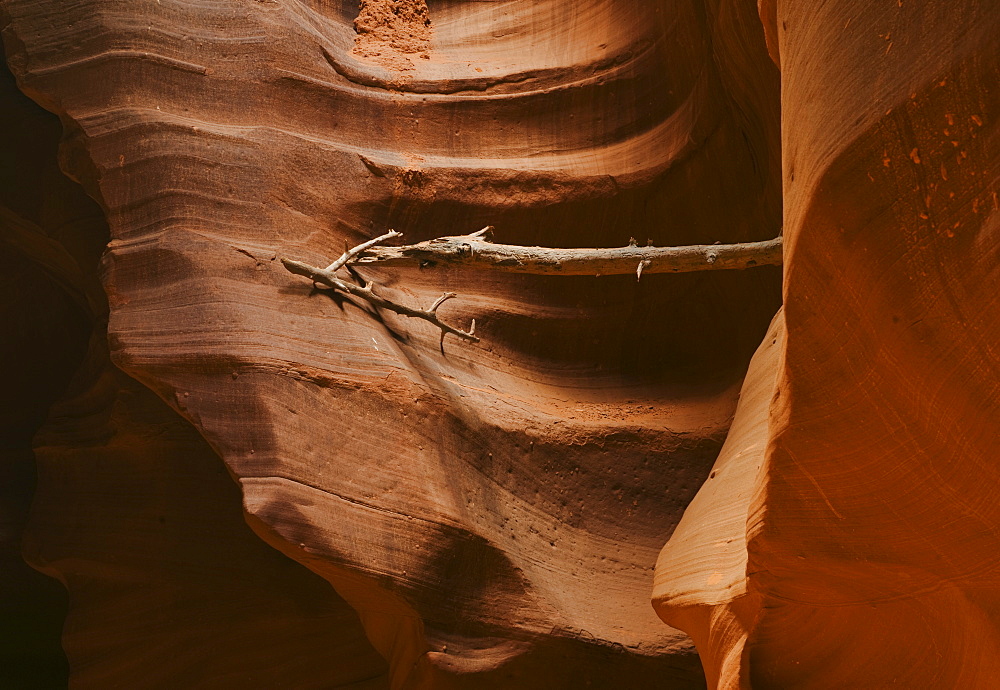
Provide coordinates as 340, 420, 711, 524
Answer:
326, 230, 402, 272
281, 233, 478, 343
278, 226, 782, 345
353, 227, 783, 278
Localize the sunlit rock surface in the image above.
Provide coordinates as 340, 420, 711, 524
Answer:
655, 1, 999, 687
2, 0, 784, 686
7, 0, 996, 686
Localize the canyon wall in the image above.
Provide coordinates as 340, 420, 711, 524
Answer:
2, 0, 781, 687
7, 0, 992, 686
655, 0, 1000, 687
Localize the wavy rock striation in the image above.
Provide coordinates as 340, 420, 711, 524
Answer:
655, 0, 1000, 686
29, 368, 392, 689
3, 0, 783, 686
653, 310, 783, 688
1, 37, 390, 687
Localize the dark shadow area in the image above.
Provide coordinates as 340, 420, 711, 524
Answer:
0, 36, 109, 688
0, 245, 92, 688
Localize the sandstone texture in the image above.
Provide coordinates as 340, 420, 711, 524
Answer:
2, 0, 781, 687
654, 0, 999, 687
5, 0, 993, 687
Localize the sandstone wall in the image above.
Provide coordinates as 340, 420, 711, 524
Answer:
654, 1, 999, 686
2, 0, 784, 686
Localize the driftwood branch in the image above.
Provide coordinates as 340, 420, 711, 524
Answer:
352, 227, 783, 278
278, 227, 782, 345
281, 233, 478, 343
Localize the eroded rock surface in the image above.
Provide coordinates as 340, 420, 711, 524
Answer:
2, 0, 782, 686
1, 38, 390, 687
655, 1, 999, 687
30, 369, 391, 689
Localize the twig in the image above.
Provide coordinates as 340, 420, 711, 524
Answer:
326, 230, 402, 272
352, 227, 783, 275
280, 234, 478, 343
636, 260, 652, 281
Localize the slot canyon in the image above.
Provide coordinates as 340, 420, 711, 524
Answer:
0, 0, 996, 687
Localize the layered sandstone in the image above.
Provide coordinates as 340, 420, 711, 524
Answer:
2, 0, 782, 687
655, 0, 1000, 687
9, 0, 996, 686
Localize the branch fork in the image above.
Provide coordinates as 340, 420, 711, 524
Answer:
280, 230, 479, 344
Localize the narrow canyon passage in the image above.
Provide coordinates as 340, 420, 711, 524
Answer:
1, 0, 785, 686
3, 0, 993, 687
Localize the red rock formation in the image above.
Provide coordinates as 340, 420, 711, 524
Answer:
655, 0, 1000, 686
2, 0, 784, 685
30, 369, 391, 688
2, 43, 390, 687
653, 311, 783, 689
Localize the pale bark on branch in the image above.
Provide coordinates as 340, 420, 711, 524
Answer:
278, 228, 782, 345
353, 227, 783, 277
